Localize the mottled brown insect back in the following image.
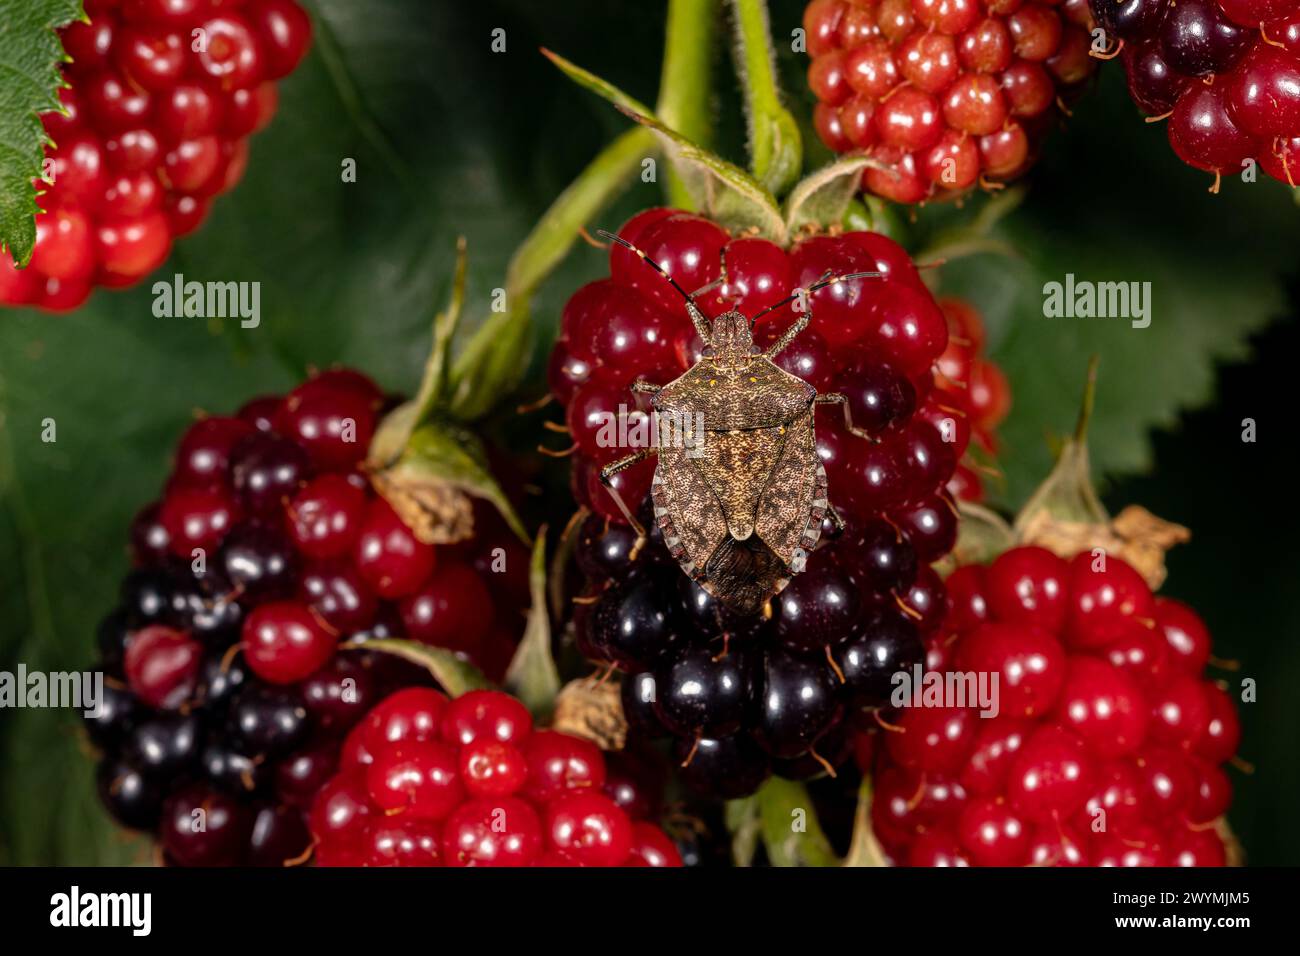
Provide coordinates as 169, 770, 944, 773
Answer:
594, 230, 878, 616
651, 353, 825, 615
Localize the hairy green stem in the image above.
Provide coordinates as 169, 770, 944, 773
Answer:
505, 127, 655, 296
656, 0, 720, 209
729, 0, 802, 198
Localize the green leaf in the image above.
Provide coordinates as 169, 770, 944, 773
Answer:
728, 0, 802, 197
922, 68, 1300, 507
504, 527, 562, 718
346, 639, 492, 697
0, 0, 82, 266
756, 777, 840, 867
784, 155, 871, 235
842, 777, 890, 867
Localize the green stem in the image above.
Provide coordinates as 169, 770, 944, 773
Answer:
655, 0, 720, 210
729, 0, 802, 198
505, 126, 655, 296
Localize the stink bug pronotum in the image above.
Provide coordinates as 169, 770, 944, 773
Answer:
594, 229, 881, 617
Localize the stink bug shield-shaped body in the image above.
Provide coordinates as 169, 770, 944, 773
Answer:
596, 230, 880, 617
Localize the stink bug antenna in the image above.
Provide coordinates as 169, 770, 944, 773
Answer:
756, 270, 883, 359
596, 230, 712, 343
748, 270, 883, 327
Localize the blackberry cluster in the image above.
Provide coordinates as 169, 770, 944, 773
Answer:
309, 688, 682, 866
84, 367, 528, 865
549, 209, 971, 797
934, 297, 1011, 502
0, 0, 312, 312
868, 545, 1240, 866
802, 0, 1097, 202
1092, 0, 1300, 189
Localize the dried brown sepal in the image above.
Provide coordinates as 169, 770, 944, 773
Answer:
1003, 358, 1190, 587
1018, 504, 1190, 590
549, 677, 627, 751
369, 467, 475, 546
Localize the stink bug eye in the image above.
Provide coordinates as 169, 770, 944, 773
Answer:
593, 227, 885, 616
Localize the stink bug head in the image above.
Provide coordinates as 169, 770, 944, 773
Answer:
702, 311, 757, 365
593, 227, 882, 616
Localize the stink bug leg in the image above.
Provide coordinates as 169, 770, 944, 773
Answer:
598, 448, 656, 538
815, 392, 875, 441
825, 500, 846, 533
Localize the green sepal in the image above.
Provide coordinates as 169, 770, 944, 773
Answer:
942, 500, 1016, 573
842, 777, 891, 867
725, 794, 762, 867
345, 638, 492, 697
1013, 355, 1109, 533
756, 777, 840, 867
784, 155, 872, 236
376, 420, 527, 544
545, 48, 786, 242
504, 527, 563, 720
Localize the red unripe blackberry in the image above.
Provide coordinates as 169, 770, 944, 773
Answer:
4, 0, 314, 312
873, 544, 1240, 866
804, 0, 1096, 200
312, 689, 676, 867
549, 212, 1011, 792
86, 366, 526, 865
124, 624, 202, 708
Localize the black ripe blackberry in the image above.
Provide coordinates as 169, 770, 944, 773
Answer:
549, 214, 977, 799
83, 368, 525, 865
575, 502, 930, 800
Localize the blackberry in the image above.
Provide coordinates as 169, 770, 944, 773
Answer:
82, 367, 527, 865
802, 0, 1098, 200
550, 212, 969, 796
310, 688, 681, 867
870, 545, 1240, 866
1093, 0, 1300, 191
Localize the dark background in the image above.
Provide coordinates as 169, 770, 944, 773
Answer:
0, 0, 1295, 864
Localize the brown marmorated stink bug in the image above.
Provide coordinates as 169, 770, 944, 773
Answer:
594, 230, 880, 617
